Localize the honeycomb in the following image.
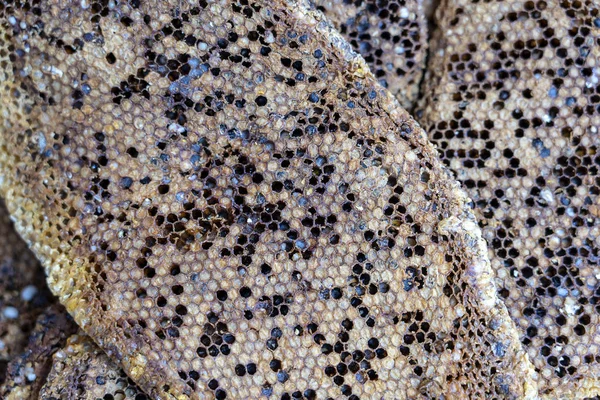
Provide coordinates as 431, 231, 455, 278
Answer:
0, 199, 54, 383
312, 0, 427, 110
0, 304, 76, 399
40, 334, 145, 400
0, 0, 537, 398
418, 0, 600, 397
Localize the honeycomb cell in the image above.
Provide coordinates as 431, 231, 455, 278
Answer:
0, 0, 535, 398
418, 0, 600, 397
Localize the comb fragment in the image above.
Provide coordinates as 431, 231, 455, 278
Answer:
40, 334, 145, 400
0, 305, 76, 399
1, 0, 535, 398
418, 0, 600, 396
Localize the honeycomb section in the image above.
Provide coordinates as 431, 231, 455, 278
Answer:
313, 0, 427, 109
0, 305, 77, 399
0, 0, 535, 398
0, 199, 54, 384
40, 334, 146, 400
418, 0, 600, 396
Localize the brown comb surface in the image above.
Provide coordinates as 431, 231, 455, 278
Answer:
0, 198, 54, 383
418, 0, 600, 397
40, 334, 146, 400
0, 0, 536, 398
0, 304, 77, 399
313, 0, 427, 110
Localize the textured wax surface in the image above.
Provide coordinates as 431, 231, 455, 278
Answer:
313, 0, 427, 110
0, 199, 54, 383
40, 334, 146, 400
0, 305, 77, 399
0, 0, 536, 398
418, 0, 600, 397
